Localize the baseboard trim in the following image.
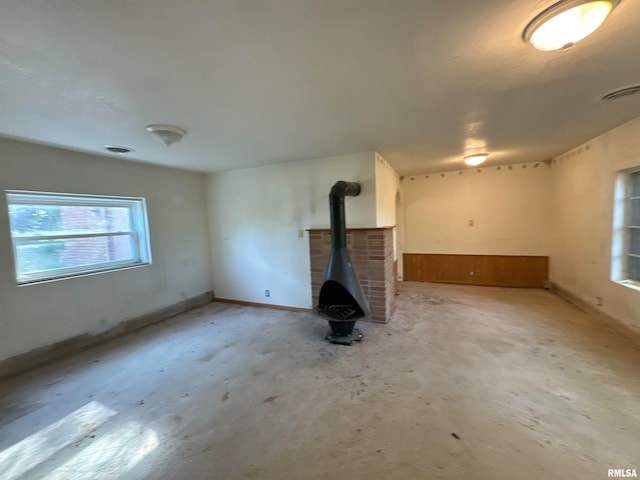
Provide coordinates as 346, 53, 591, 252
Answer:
549, 282, 617, 322
213, 298, 311, 312
0, 291, 213, 381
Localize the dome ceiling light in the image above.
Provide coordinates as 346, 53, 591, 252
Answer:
464, 153, 489, 166
145, 124, 187, 146
523, 0, 620, 51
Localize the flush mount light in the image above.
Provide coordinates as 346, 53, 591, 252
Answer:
523, 0, 620, 51
464, 153, 489, 166
145, 124, 187, 146
105, 145, 134, 154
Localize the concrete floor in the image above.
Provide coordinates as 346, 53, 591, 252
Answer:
1, 282, 639, 479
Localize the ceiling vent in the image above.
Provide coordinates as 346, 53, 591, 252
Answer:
598, 84, 640, 103
105, 145, 134, 154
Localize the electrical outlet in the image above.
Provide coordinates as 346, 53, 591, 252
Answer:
298, 230, 304, 238
265, 290, 270, 298
596, 296, 603, 307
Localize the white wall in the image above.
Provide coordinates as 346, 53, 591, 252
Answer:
550, 117, 640, 331
399, 163, 553, 262
0, 138, 212, 361
375, 153, 400, 228
206, 152, 377, 309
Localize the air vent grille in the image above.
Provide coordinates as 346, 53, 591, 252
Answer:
599, 84, 640, 102
105, 145, 134, 154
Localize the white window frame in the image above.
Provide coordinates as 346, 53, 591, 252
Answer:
5, 190, 152, 285
611, 168, 640, 289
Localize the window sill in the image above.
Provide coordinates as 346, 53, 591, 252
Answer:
16, 262, 151, 287
615, 280, 640, 292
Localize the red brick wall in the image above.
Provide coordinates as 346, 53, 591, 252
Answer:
308, 228, 395, 323
61, 207, 132, 267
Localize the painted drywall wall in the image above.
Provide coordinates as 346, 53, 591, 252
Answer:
375, 153, 400, 228
398, 163, 553, 269
550, 117, 640, 331
206, 152, 376, 309
0, 138, 212, 361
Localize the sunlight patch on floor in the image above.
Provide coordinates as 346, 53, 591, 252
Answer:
46, 421, 159, 479
0, 401, 159, 479
0, 401, 117, 480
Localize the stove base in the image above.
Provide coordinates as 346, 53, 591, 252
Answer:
325, 328, 363, 346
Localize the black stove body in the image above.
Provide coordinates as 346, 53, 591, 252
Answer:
318, 181, 370, 344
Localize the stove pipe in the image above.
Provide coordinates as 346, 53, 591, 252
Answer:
318, 181, 371, 335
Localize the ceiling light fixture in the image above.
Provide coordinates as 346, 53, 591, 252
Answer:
464, 153, 489, 166
523, 0, 620, 51
145, 124, 187, 146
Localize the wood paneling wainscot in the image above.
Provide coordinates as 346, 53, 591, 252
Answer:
403, 254, 549, 288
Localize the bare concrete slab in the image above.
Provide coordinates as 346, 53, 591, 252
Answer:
1, 282, 639, 479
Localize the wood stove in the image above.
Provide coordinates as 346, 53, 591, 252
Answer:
318, 181, 370, 344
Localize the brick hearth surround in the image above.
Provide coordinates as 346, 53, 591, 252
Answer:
308, 227, 395, 323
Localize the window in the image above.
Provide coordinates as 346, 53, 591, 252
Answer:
612, 169, 640, 286
5, 191, 151, 285
628, 170, 640, 282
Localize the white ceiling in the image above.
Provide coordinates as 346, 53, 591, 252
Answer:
1, 0, 640, 175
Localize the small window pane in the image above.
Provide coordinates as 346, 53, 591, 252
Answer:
628, 256, 640, 282
632, 171, 640, 198
15, 235, 136, 276
629, 229, 640, 256
15, 240, 66, 274
8, 205, 132, 237
630, 199, 640, 227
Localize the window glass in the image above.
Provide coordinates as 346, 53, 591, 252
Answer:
629, 229, 640, 257
631, 171, 640, 198
629, 256, 640, 282
8, 205, 132, 237
630, 199, 640, 227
